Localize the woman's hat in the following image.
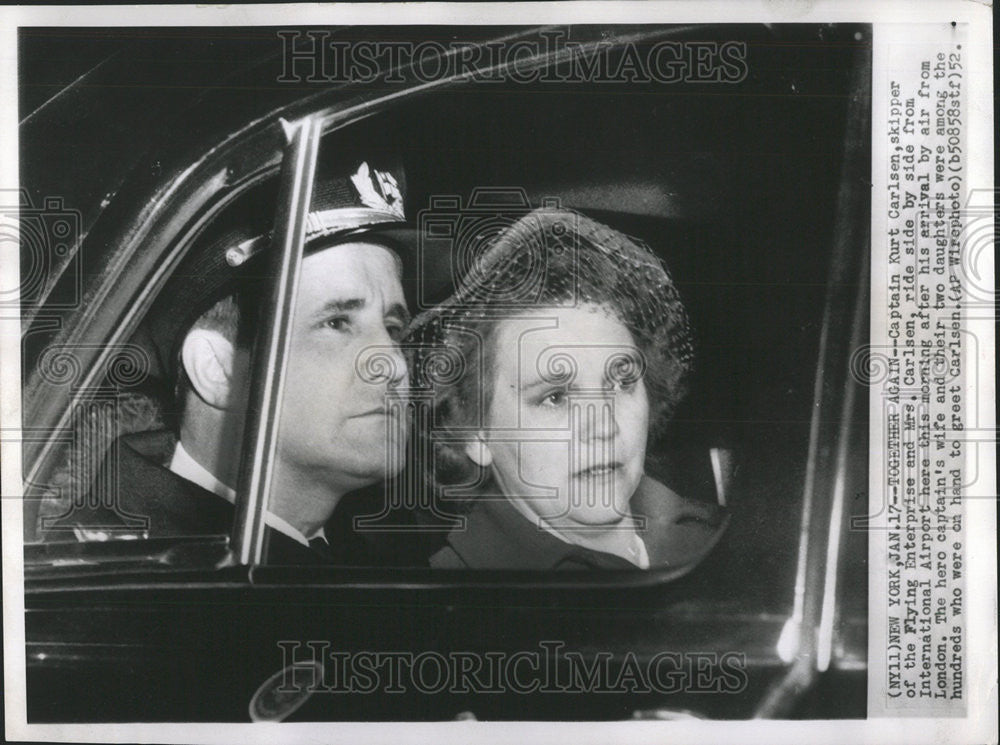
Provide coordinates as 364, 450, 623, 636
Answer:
409, 206, 693, 367
406, 206, 695, 432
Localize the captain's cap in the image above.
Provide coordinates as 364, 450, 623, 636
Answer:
143, 146, 432, 385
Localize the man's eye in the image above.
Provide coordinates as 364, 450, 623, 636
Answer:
325, 316, 351, 332
385, 323, 404, 342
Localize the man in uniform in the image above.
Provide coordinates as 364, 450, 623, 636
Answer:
54, 150, 426, 565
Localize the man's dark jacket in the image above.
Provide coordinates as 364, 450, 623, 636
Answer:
48, 430, 430, 566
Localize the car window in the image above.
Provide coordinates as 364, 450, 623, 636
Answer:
16, 24, 876, 726
24, 26, 867, 599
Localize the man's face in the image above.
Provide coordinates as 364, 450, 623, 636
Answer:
477, 304, 649, 531
276, 241, 410, 493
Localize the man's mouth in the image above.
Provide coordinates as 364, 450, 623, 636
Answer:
352, 408, 391, 419
351, 406, 406, 420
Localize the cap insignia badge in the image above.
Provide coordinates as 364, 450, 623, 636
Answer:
350, 161, 405, 220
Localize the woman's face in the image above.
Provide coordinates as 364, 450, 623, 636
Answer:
467, 303, 650, 531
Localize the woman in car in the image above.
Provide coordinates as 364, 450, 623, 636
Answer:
408, 208, 722, 570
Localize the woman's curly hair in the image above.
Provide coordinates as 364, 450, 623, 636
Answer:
406, 208, 694, 492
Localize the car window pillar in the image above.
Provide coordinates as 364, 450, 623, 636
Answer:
229, 116, 323, 566
755, 35, 872, 716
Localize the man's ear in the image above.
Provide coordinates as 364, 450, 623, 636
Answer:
180, 328, 236, 410
463, 432, 493, 468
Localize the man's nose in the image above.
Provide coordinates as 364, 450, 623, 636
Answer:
356, 334, 408, 389
385, 342, 408, 390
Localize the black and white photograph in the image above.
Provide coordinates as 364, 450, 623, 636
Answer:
1, 4, 994, 743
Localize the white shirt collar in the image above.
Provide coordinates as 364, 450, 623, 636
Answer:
169, 442, 325, 548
